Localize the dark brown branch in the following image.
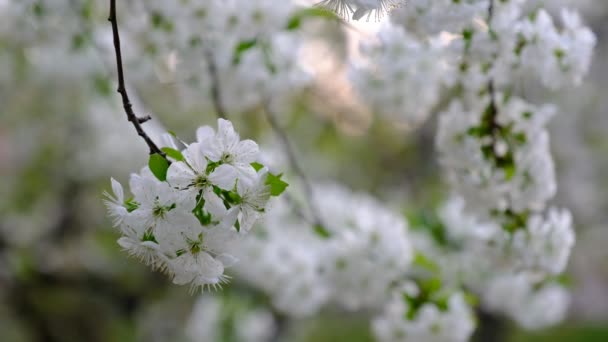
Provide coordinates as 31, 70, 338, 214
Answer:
205, 50, 228, 119
108, 0, 166, 158
486, 0, 500, 138
264, 107, 327, 231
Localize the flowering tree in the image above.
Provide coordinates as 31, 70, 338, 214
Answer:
0, 0, 599, 341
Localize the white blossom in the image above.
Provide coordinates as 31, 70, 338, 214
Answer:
484, 273, 571, 330
350, 22, 450, 126
105, 119, 283, 290
373, 284, 476, 342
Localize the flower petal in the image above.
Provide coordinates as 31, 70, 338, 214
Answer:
110, 177, 124, 203
208, 164, 238, 190
196, 126, 215, 143
217, 118, 240, 151
183, 142, 208, 173
167, 161, 195, 190
234, 139, 259, 164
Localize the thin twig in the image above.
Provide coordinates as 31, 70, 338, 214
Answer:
205, 50, 228, 119
486, 0, 499, 132
264, 106, 326, 231
108, 0, 166, 158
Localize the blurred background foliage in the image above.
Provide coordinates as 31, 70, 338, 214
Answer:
1, 0, 608, 341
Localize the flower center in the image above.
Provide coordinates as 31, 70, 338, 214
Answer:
221, 152, 234, 164
194, 174, 209, 188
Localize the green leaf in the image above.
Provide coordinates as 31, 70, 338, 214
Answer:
206, 161, 222, 174
286, 7, 338, 30
161, 147, 185, 162
93, 75, 111, 96
250, 162, 264, 171
463, 292, 479, 307
233, 39, 257, 65
149, 153, 169, 181
314, 224, 331, 239
265, 172, 289, 196
413, 252, 440, 273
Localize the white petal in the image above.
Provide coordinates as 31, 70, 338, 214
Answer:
117, 236, 137, 250
170, 254, 197, 285
203, 226, 238, 253
160, 133, 178, 149
196, 126, 215, 143
167, 162, 195, 190
216, 253, 239, 268
219, 207, 239, 230
208, 164, 238, 190
130, 174, 157, 207
202, 190, 228, 218
201, 139, 223, 162
183, 142, 208, 173
217, 118, 240, 151
235, 164, 258, 191
110, 177, 124, 203
239, 207, 261, 233
234, 139, 259, 164
196, 252, 225, 284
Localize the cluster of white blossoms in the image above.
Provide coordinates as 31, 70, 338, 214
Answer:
514, 8, 597, 88
411, 197, 572, 330
324, 0, 594, 336
389, 0, 488, 36
349, 0, 595, 126
430, 0, 586, 281
318, 184, 413, 310
104, 119, 287, 290
436, 97, 558, 217
233, 183, 413, 315
349, 23, 447, 126
127, 0, 311, 113
232, 199, 330, 317
483, 272, 571, 330
373, 282, 476, 342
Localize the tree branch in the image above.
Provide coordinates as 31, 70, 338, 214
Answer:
264, 106, 327, 232
108, 0, 166, 158
205, 50, 228, 120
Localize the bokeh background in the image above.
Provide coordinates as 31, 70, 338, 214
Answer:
1, 0, 608, 341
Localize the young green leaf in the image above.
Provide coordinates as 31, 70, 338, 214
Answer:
149, 153, 169, 181
287, 7, 338, 30
233, 39, 257, 65
250, 162, 264, 171
161, 147, 185, 162
265, 172, 289, 196
314, 224, 331, 239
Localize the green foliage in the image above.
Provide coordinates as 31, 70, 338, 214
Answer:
148, 153, 169, 181
412, 252, 440, 274
265, 172, 289, 196
286, 7, 339, 30
233, 39, 257, 65
314, 224, 331, 239
250, 162, 264, 171
161, 147, 185, 162
192, 190, 213, 226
